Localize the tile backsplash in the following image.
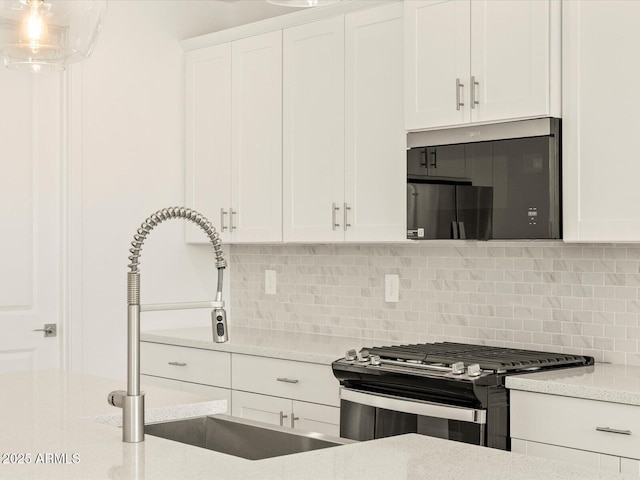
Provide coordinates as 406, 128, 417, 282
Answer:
229, 242, 640, 365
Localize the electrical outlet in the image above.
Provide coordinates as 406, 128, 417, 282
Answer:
265, 270, 276, 295
385, 274, 399, 303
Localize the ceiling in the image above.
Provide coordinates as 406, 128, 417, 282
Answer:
169, 0, 298, 40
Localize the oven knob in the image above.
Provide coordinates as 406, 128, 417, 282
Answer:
369, 355, 381, 366
356, 350, 370, 363
451, 361, 465, 375
467, 363, 482, 377
344, 349, 357, 361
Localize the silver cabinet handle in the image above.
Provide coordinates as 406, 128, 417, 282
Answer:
277, 377, 299, 384
471, 75, 479, 108
332, 203, 340, 231
344, 203, 351, 231
168, 361, 187, 367
596, 427, 632, 435
279, 411, 288, 426
220, 208, 228, 231
230, 209, 237, 230
456, 78, 464, 110
291, 413, 299, 429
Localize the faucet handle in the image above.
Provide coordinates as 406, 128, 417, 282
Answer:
108, 390, 126, 408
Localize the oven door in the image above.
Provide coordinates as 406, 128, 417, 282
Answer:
340, 388, 487, 446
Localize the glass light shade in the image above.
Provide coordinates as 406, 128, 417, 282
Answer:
0, 0, 107, 72
266, 0, 342, 7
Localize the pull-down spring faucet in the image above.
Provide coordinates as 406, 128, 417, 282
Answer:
108, 207, 228, 443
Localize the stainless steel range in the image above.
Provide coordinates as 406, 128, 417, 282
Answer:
332, 342, 593, 450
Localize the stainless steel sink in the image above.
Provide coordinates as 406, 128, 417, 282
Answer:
145, 414, 355, 460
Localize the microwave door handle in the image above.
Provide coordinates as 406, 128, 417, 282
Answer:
458, 222, 466, 240
451, 221, 459, 239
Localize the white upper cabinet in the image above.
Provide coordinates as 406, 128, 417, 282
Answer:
231, 31, 283, 243
405, 0, 560, 131
470, 0, 553, 123
185, 43, 232, 244
344, 2, 406, 242
283, 4, 406, 243
185, 32, 282, 244
405, 0, 470, 129
283, 16, 346, 243
562, 1, 640, 242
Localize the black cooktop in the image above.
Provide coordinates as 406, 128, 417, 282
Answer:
362, 342, 594, 372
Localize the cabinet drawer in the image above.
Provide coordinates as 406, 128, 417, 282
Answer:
141, 342, 231, 388
232, 354, 339, 407
511, 439, 620, 473
511, 390, 640, 460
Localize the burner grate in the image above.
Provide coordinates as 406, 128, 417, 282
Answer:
363, 342, 592, 372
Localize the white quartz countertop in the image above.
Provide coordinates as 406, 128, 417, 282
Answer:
0, 370, 634, 479
506, 363, 640, 405
140, 326, 371, 364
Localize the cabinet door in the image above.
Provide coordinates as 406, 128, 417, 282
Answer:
563, 1, 640, 241
511, 439, 621, 473
621, 458, 640, 476
292, 400, 340, 437
232, 390, 292, 427
185, 44, 233, 244
141, 374, 231, 408
470, 0, 553, 123
231, 31, 283, 243
283, 16, 345, 242
404, 0, 470, 130
344, 3, 406, 242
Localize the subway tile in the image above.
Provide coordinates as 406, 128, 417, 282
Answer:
228, 242, 640, 365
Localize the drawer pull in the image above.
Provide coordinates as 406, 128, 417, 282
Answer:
168, 362, 187, 367
277, 377, 299, 384
596, 426, 632, 436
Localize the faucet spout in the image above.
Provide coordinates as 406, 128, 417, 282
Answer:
109, 207, 228, 443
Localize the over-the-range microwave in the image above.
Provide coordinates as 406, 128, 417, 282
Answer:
407, 117, 561, 240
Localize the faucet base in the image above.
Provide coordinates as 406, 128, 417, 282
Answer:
123, 393, 145, 443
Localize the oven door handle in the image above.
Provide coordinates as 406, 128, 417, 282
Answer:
340, 388, 487, 425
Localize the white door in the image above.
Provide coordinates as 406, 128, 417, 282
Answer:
292, 400, 340, 436
0, 69, 62, 372
470, 0, 551, 123
184, 43, 233, 243
231, 390, 292, 427
345, 3, 406, 242
283, 16, 345, 242
231, 31, 283, 243
404, 0, 470, 130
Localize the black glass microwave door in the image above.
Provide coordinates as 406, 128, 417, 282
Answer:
457, 186, 493, 240
491, 137, 552, 239
407, 183, 456, 239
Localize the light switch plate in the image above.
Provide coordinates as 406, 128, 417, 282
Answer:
385, 274, 399, 303
265, 270, 276, 295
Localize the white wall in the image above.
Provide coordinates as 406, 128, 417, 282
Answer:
73, 0, 291, 379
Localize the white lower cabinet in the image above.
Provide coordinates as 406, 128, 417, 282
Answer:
140, 342, 231, 388
511, 439, 620, 473
231, 353, 341, 436
141, 374, 231, 408
511, 389, 640, 475
231, 390, 340, 437
140, 341, 341, 437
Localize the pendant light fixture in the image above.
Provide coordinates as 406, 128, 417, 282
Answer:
0, 0, 107, 72
266, 0, 342, 7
